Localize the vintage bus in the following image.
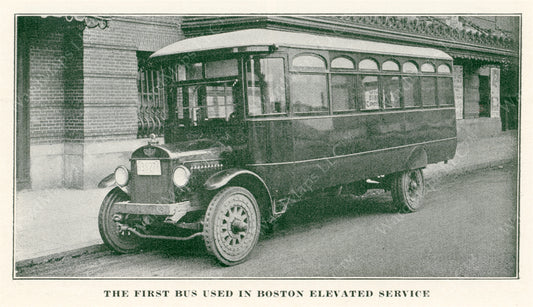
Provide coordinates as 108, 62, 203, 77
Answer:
98, 29, 457, 265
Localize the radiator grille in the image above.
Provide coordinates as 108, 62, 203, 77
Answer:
130, 159, 175, 204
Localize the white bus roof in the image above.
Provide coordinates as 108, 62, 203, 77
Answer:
151, 29, 452, 60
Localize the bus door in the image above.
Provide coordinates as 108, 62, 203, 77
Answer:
245, 56, 294, 197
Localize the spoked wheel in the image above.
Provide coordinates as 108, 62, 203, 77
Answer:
98, 187, 141, 253
203, 186, 261, 266
391, 169, 425, 212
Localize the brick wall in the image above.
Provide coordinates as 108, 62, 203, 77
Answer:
81, 16, 183, 142
23, 16, 184, 188
27, 16, 184, 145
28, 30, 66, 144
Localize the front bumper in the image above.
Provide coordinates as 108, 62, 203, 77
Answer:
114, 200, 204, 223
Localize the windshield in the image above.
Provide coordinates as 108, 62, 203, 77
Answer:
175, 80, 242, 127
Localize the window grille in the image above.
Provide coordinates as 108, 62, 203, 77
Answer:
137, 66, 169, 138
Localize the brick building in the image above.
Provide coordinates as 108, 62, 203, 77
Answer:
15, 15, 519, 190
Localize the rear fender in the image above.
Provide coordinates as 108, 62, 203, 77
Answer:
405, 146, 428, 170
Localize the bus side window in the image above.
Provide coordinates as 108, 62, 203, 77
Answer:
402, 76, 421, 107
402, 61, 420, 108
382, 60, 400, 109
331, 75, 356, 111
382, 76, 401, 109
290, 54, 329, 114
437, 77, 454, 105
421, 77, 437, 106
421, 63, 436, 106
246, 58, 287, 116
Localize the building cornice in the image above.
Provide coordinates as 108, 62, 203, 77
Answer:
181, 15, 518, 62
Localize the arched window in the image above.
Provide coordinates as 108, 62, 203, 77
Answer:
382, 60, 400, 71
437, 64, 451, 74
402, 62, 419, 73
291, 54, 328, 113
292, 54, 326, 70
331, 56, 355, 69
421, 63, 436, 73
359, 59, 379, 71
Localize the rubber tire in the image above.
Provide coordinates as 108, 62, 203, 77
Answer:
391, 169, 425, 212
98, 187, 142, 253
203, 186, 261, 266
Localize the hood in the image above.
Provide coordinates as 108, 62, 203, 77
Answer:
131, 138, 233, 163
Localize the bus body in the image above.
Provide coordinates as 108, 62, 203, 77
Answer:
98, 29, 457, 265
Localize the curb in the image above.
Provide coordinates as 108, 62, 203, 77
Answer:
14, 158, 518, 270
15, 244, 108, 270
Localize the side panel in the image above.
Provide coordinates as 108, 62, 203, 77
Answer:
247, 119, 294, 196
290, 112, 406, 189
248, 108, 456, 198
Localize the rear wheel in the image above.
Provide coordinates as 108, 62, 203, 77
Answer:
98, 187, 141, 253
203, 186, 261, 266
391, 169, 425, 212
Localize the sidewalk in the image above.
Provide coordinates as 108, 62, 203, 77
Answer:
14, 131, 518, 265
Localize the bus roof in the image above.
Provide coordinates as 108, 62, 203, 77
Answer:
150, 29, 453, 61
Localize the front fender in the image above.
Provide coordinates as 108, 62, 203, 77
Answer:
97, 173, 130, 195
98, 173, 115, 188
204, 168, 267, 191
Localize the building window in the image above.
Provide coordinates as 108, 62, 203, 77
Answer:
246, 57, 287, 116
137, 51, 168, 138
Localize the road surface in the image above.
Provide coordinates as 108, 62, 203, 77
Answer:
16, 163, 518, 278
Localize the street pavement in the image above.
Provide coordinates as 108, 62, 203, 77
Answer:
15, 163, 517, 277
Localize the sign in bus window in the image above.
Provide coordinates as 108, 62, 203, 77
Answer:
382, 76, 401, 108
361, 75, 379, 110
246, 58, 286, 116
421, 77, 437, 106
331, 75, 356, 111
290, 74, 328, 113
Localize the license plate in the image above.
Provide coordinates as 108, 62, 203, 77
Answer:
137, 160, 161, 176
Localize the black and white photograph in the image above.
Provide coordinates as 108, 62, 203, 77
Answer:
7, 9, 528, 306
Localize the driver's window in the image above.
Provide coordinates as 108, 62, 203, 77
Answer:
176, 82, 239, 126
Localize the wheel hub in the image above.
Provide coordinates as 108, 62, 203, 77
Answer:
231, 218, 248, 233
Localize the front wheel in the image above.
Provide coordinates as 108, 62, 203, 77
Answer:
98, 187, 141, 253
203, 186, 261, 266
390, 169, 425, 212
